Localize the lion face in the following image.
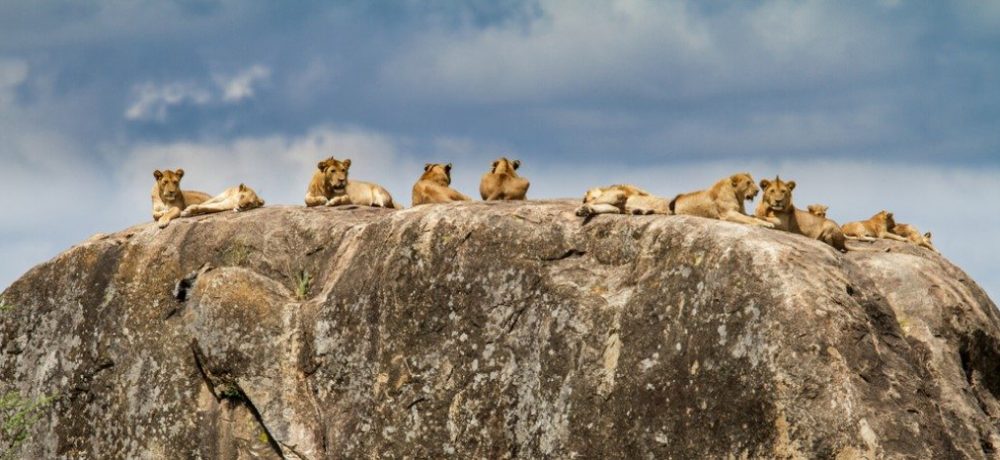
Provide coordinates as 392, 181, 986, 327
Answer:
807, 204, 828, 218
582, 187, 604, 204
236, 183, 265, 211
422, 163, 453, 185
319, 158, 351, 191
759, 176, 796, 211
730, 173, 760, 201
154, 169, 185, 202
491, 157, 521, 175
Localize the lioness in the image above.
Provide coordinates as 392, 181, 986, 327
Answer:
841, 211, 909, 242
305, 157, 397, 208
181, 183, 265, 216
480, 157, 530, 201
151, 169, 211, 229
668, 173, 774, 227
891, 223, 938, 253
412, 163, 471, 206
756, 176, 848, 252
575, 184, 669, 217
807, 204, 829, 218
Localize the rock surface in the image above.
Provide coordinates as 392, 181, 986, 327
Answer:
2, 201, 999, 459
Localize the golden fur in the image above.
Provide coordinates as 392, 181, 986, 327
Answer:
669, 173, 774, 227
575, 184, 669, 217
305, 157, 397, 208
151, 169, 211, 228
412, 163, 471, 206
890, 223, 938, 252
756, 176, 848, 252
841, 211, 909, 242
181, 184, 265, 216
480, 157, 530, 200
807, 204, 828, 218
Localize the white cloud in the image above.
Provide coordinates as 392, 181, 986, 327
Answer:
216, 64, 271, 102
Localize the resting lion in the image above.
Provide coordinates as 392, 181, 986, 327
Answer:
841, 211, 909, 242
668, 173, 774, 227
305, 157, 397, 208
151, 169, 210, 229
412, 163, 471, 206
807, 204, 829, 218
575, 184, 670, 217
755, 176, 847, 252
480, 157, 530, 200
891, 223, 938, 253
181, 183, 265, 216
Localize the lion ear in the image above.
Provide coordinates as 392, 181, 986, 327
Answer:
513, 159, 521, 170
491, 160, 498, 170
924, 232, 932, 239
343, 159, 351, 169
239, 183, 246, 192
175, 169, 184, 178
445, 163, 453, 173
153, 170, 163, 180
759, 179, 770, 190
317, 160, 328, 171
886, 212, 893, 219
786, 181, 796, 191
424, 163, 433, 172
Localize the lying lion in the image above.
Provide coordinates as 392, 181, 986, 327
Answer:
412, 163, 471, 206
755, 176, 847, 252
669, 173, 774, 227
305, 157, 397, 208
151, 169, 211, 228
575, 184, 669, 217
841, 211, 909, 242
480, 157, 530, 200
181, 183, 265, 216
891, 223, 938, 253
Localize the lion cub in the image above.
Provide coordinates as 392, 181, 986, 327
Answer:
755, 177, 847, 252
807, 204, 828, 218
305, 157, 397, 208
181, 184, 265, 216
151, 169, 211, 228
412, 163, 471, 206
669, 173, 774, 227
480, 157, 530, 200
841, 211, 909, 242
891, 223, 938, 253
575, 184, 670, 217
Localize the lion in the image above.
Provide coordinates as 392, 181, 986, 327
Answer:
891, 223, 938, 253
181, 183, 265, 217
151, 169, 211, 229
412, 163, 471, 206
305, 157, 397, 208
480, 157, 530, 200
841, 211, 909, 242
807, 204, 829, 218
668, 173, 774, 227
575, 184, 669, 217
755, 176, 848, 252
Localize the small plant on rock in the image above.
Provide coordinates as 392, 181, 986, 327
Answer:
1, 391, 57, 459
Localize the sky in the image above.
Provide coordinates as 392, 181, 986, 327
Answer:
1, 1, 998, 301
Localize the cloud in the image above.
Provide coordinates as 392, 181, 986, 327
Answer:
124, 65, 271, 121
0, 57, 28, 106
216, 64, 270, 102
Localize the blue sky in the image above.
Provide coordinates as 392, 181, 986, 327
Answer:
1, 1, 998, 301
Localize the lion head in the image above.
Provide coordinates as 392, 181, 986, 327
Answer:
491, 157, 521, 175
759, 176, 796, 212
730, 173, 760, 202
154, 169, 185, 202
421, 163, 453, 185
807, 204, 829, 218
235, 183, 265, 212
581, 187, 604, 204
875, 210, 897, 230
318, 157, 351, 192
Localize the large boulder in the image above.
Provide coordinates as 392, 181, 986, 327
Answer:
1, 201, 998, 459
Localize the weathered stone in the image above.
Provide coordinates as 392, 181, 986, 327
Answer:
1, 201, 998, 459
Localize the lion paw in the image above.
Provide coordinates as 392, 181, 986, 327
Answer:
575, 205, 593, 217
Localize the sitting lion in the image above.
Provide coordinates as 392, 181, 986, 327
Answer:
755, 176, 847, 252
181, 183, 265, 217
807, 204, 829, 218
668, 173, 774, 227
575, 184, 670, 217
480, 157, 530, 200
841, 211, 909, 242
412, 163, 471, 206
891, 223, 938, 253
305, 157, 397, 208
151, 169, 211, 228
